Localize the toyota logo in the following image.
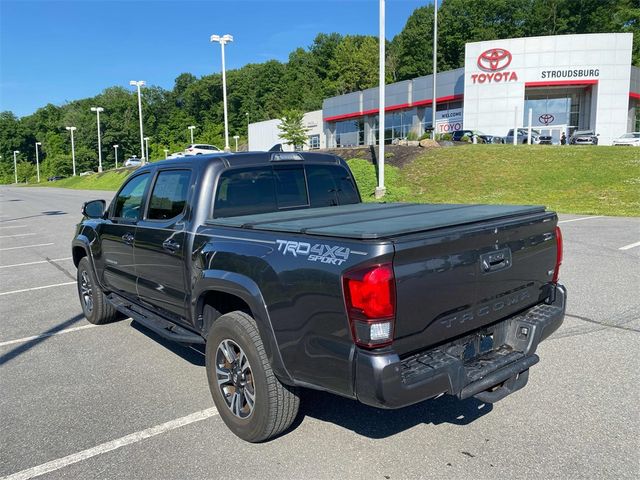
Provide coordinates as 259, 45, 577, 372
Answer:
477, 48, 512, 72
539, 114, 555, 125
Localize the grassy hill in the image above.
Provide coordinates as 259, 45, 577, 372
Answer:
30, 145, 640, 216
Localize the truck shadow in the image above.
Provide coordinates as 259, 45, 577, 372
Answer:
129, 321, 206, 366
292, 388, 492, 439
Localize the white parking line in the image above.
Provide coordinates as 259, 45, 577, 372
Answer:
0, 257, 73, 269
0, 282, 75, 296
558, 215, 603, 224
0, 324, 98, 347
0, 224, 27, 229
619, 241, 640, 251
1, 408, 219, 480
0, 233, 36, 239
0, 243, 54, 251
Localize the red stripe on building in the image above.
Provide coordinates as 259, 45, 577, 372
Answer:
323, 94, 464, 122
524, 80, 598, 87
630, 92, 640, 100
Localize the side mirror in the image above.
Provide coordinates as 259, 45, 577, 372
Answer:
82, 199, 106, 219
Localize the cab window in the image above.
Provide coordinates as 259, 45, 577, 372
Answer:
113, 173, 150, 220
147, 170, 191, 220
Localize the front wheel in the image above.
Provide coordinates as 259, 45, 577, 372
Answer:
205, 311, 300, 442
77, 257, 118, 325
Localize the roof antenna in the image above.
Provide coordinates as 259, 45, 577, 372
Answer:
268, 144, 283, 152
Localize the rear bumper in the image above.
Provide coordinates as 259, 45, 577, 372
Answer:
355, 284, 566, 408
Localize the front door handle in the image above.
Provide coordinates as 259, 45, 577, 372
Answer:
162, 239, 180, 253
122, 232, 134, 245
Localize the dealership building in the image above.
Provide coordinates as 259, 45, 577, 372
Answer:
248, 32, 639, 149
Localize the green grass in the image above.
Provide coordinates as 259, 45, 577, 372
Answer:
350, 145, 640, 216
32, 168, 135, 191
31, 146, 640, 216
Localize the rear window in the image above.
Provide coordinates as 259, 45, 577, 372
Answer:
213, 164, 359, 218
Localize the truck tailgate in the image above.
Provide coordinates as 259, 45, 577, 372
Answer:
391, 210, 558, 356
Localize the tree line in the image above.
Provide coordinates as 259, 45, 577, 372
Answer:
1, 0, 637, 183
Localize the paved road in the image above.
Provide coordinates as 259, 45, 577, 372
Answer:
1, 186, 639, 480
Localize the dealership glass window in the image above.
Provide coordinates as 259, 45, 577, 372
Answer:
370, 108, 417, 144
308, 134, 320, 149
335, 119, 364, 147
524, 91, 582, 128
420, 107, 433, 132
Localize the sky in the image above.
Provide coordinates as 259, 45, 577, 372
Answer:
0, 0, 430, 117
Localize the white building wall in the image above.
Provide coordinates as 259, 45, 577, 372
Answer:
248, 110, 325, 151
463, 33, 633, 145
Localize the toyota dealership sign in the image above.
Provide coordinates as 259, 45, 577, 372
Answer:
471, 48, 519, 84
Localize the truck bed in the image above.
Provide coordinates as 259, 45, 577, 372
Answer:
208, 203, 546, 239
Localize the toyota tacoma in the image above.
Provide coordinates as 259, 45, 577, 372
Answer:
72, 151, 566, 442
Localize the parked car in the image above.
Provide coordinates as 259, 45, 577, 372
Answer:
185, 144, 221, 155
538, 134, 553, 145
504, 128, 542, 144
612, 132, 640, 146
167, 152, 185, 159
47, 176, 65, 181
124, 157, 142, 167
570, 130, 598, 145
451, 130, 502, 144
73, 151, 566, 442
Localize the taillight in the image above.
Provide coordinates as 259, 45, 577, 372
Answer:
553, 226, 563, 283
343, 263, 396, 348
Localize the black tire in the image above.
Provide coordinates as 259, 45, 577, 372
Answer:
205, 311, 300, 442
77, 256, 118, 325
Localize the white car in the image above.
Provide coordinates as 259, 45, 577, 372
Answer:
124, 157, 142, 167
167, 152, 185, 159
184, 144, 221, 155
612, 132, 640, 146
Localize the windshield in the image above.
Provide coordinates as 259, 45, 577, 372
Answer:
621, 133, 640, 138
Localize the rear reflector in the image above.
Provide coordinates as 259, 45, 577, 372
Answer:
343, 263, 396, 348
553, 226, 563, 283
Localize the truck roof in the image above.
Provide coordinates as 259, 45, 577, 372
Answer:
137, 151, 344, 171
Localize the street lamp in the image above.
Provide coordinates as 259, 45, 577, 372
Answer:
375, 0, 386, 199
129, 80, 146, 163
13, 150, 19, 184
210, 33, 233, 152
113, 144, 119, 169
35, 142, 42, 182
233, 135, 240, 152
65, 126, 77, 176
144, 136, 150, 162
188, 125, 196, 144
90, 107, 104, 172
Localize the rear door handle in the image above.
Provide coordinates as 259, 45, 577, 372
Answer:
162, 239, 180, 253
122, 232, 134, 245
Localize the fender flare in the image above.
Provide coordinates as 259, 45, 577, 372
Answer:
193, 270, 294, 385
72, 233, 104, 290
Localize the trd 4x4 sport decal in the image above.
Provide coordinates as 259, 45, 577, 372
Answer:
276, 240, 366, 266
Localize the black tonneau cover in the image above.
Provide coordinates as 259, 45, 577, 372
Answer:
208, 203, 546, 240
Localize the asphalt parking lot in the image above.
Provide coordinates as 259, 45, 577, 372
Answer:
1, 185, 639, 480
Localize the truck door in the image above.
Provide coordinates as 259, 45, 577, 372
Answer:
134, 169, 192, 321
100, 172, 151, 298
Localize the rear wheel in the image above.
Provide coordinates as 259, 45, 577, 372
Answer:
205, 311, 300, 442
77, 257, 118, 325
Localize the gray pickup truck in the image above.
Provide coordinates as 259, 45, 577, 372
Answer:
72, 151, 566, 442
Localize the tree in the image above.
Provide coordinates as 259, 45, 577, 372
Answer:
277, 110, 308, 149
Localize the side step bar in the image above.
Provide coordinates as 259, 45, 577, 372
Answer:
107, 294, 205, 344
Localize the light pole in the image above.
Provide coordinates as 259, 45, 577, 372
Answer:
90, 107, 104, 172
144, 137, 150, 162
375, 0, 386, 199
129, 80, 146, 163
35, 142, 41, 182
233, 135, 239, 152
13, 150, 19, 184
114, 144, 119, 169
66, 126, 77, 176
188, 125, 196, 144
431, 0, 438, 140
210, 33, 233, 152
164, 149, 169, 159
